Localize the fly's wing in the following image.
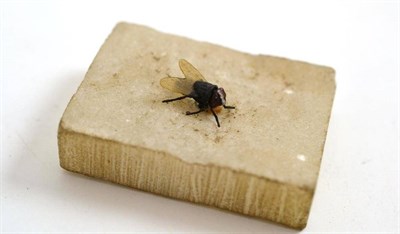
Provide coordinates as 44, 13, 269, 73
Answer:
179, 59, 207, 82
160, 76, 194, 95
160, 59, 207, 95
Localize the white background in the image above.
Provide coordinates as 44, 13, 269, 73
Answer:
1, 0, 399, 233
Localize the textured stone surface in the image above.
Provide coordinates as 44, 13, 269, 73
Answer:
58, 22, 335, 229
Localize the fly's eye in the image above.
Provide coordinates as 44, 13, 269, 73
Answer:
218, 88, 226, 98
217, 88, 226, 105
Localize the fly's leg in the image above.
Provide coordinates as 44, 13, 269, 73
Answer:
162, 95, 189, 103
185, 109, 204, 115
223, 105, 235, 109
186, 108, 220, 127
210, 108, 221, 127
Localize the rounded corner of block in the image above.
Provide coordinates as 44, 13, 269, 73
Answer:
295, 222, 308, 230
115, 21, 130, 28
58, 160, 68, 170
57, 118, 67, 132
57, 117, 75, 137
327, 66, 336, 79
322, 66, 337, 93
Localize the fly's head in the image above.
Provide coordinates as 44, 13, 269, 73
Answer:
209, 87, 227, 109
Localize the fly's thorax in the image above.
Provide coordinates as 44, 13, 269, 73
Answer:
192, 81, 217, 109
